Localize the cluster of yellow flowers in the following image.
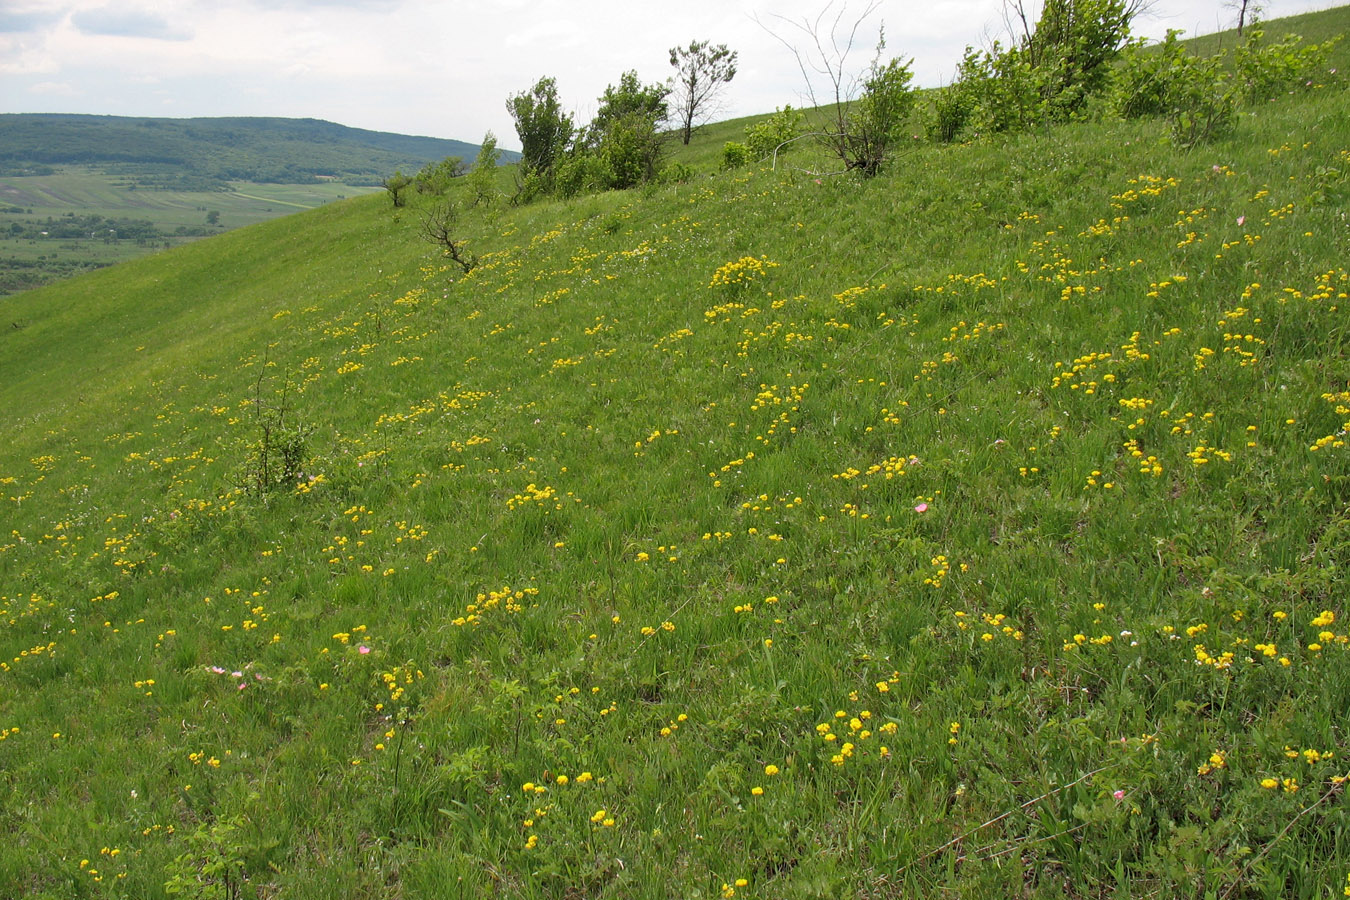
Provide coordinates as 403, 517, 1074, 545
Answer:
709, 255, 779, 289
816, 709, 899, 766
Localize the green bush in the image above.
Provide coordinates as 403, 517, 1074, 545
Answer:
507, 76, 574, 178
841, 55, 917, 176
414, 156, 465, 195
1234, 28, 1341, 102
744, 106, 805, 160
924, 84, 974, 143
510, 169, 549, 206
553, 153, 614, 198
467, 132, 502, 207
658, 162, 695, 184
1164, 52, 1238, 147
1110, 25, 1345, 147
959, 44, 1053, 135
720, 141, 750, 170
1111, 31, 1189, 119
952, 0, 1136, 135
596, 113, 664, 190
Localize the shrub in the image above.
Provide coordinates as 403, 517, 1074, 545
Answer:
553, 153, 613, 199
924, 84, 974, 143
1110, 25, 1344, 148
959, 43, 1052, 135
381, 170, 412, 208
1164, 52, 1238, 148
1234, 28, 1341, 102
744, 106, 805, 160
467, 132, 502, 207
596, 113, 664, 190
658, 162, 695, 185
589, 71, 669, 144
418, 201, 477, 274
768, 13, 914, 176
510, 170, 548, 206
720, 141, 750, 170
840, 54, 917, 176
507, 76, 574, 178
1111, 31, 1189, 119
414, 156, 465, 195
952, 0, 1137, 135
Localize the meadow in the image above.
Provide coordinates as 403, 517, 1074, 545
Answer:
0, 169, 376, 295
1, 11, 1349, 899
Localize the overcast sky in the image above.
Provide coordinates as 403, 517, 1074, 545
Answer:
0, 0, 1337, 149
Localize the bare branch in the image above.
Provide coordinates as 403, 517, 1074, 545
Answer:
418, 202, 477, 275
757, 1, 912, 177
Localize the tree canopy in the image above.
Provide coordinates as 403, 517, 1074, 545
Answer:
506, 77, 575, 177
669, 41, 738, 145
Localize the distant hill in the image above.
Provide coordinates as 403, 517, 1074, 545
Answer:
0, 114, 519, 187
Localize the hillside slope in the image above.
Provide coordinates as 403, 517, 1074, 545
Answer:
0, 114, 517, 185
1, 43, 1349, 900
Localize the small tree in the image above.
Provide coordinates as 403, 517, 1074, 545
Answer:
506, 76, 574, 178
1111, 30, 1188, 119
763, 4, 914, 176
1226, 0, 1263, 36
382, 170, 412, 207
668, 40, 738, 144
419, 201, 477, 275
843, 46, 915, 176
467, 131, 502, 207
721, 141, 751, 169
588, 71, 669, 145
966, 0, 1144, 128
598, 114, 665, 188
584, 71, 669, 190
923, 81, 975, 143
1030, 0, 1137, 114
414, 156, 465, 195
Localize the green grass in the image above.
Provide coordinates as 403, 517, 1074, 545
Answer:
2, 9, 1350, 900
1179, 3, 1350, 56
0, 168, 378, 294
0, 171, 372, 223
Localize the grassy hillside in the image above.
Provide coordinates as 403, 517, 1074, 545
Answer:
1179, 3, 1350, 57
0, 171, 376, 295
0, 114, 518, 294
2, 15, 1349, 900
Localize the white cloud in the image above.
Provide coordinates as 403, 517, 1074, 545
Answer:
29, 80, 81, 96
0, 6, 65, 33
71, 5, 192, 40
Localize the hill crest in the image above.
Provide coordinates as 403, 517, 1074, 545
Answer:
0, 113, 518, 185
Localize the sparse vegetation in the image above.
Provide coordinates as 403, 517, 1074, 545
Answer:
413, 156, 466, 196
418, 200, 478, 274
467, 132, 504, 208
381, 170, 413, 207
